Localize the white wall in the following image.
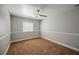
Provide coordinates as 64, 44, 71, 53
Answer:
41, 5, 79, 51
0, 5, 11, 54
11, 15, 40, 41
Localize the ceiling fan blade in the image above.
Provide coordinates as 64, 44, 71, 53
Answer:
74, 4, 79, 7
38, 14, 47, 17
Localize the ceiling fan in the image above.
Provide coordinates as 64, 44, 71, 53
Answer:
36, 9, 47, 18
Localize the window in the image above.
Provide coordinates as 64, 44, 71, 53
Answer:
23, 21, 33, 32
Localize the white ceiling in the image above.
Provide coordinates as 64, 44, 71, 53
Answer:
6, 4, 47, 20
29, 4, 47, 9
5, 4, 76, 20
47, 4, 75, 11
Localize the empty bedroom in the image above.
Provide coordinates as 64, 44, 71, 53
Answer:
0, 4, 79, 55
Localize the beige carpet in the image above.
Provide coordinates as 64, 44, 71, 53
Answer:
7, 37, 79, 55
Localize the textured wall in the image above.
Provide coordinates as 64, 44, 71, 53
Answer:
11, 15, 40, 41
41, 5, 79, 50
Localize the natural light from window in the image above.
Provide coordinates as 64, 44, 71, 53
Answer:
23, 21, 33, 32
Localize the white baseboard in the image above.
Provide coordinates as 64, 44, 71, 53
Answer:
11, 36, 40, 43
41, 36, 79, 52
4, 42, 11, 55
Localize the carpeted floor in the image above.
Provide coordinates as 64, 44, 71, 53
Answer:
7, 37, 79, 55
